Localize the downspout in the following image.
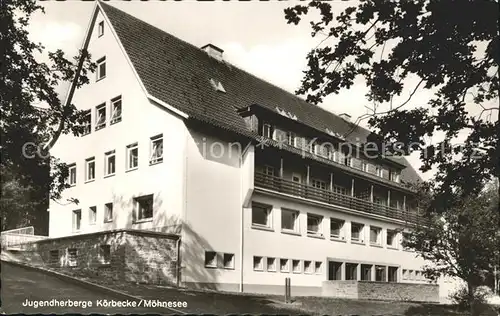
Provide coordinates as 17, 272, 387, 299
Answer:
176, 237, 181, 287
240, 141, 252, 293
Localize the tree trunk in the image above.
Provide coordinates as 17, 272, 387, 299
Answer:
468, 282, 478, 316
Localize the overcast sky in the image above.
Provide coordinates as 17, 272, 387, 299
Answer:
28, 1, 498, 181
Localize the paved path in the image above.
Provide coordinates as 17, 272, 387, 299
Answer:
0, 262, 166, 314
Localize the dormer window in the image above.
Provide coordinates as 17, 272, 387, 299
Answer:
287, 132, 296, 147
262, 123, 272, 138
344, 155, 352, 167
96, 57, 106, 81
361, 161, 368, 172
209, 78, 226, 93
390, 170, 401, 183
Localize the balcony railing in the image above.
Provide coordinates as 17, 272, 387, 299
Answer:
255, 172, 422, 223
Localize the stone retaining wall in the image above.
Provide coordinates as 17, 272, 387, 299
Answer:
24, 229, 179, 285
322, 280, 439, 303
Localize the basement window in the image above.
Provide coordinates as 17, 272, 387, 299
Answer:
209, 78, 226, 93
49, 250, 60, 266
99, 245, 111, 264
67, 248, 78, 267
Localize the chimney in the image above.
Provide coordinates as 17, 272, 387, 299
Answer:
201, 43, 224, 61
339, 113, 351, 121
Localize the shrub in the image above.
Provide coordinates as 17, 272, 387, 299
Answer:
450, 285, 492, 312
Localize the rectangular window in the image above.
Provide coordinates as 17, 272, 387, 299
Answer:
281, 209, 299, 232
403, 269, 408, 280
351, 222, 364, 242
68, 163, 76, 186
402, 232, 411, 250
287, 131, 296, 147
390, 170, 401, 183
98, 21, 104, 37
388, 266, 398, 282
72, 210, 81, 232
315, 261, 323, 274
307, 213, 323, 236
361, 161, 368, 172
375, 166, 382, 177
82, 110, 91, 135
104, 203, 113, 222
126, 143, 138, 170
266, 257, 276, 272
387, 229, 397, 247
409, 270, 415, 280
311, 179, 326, 190
330, 218, 345, 239
85, 157, 95, 182
328, 261, 342, 280
104, 150, 115, 176
67, 248, 78, 267
205, 251, 217, 268
292, 259, 301, 273
134, 194, 153, 221
150, 134, 163, 164
223, 253, 234, 269
96, 56, 106, 81
95, 103, 106, 130
49, 250, 59, 265
262, 123, 272, 138
415, 270, 421, 281
370, 226, 382, 245
110, 96, 122, 124
361, 264, 372, 281
280, 258, 289, 273
345, 263, 358, 280
253, 256, 263, 271
264, 165, 274, 176
376, 265, 386, 282
89, 206, 96, 225
344, 155, 352, 167
252, 203, 272, 228
304, 260, 313, 274
99, 245, 111, 264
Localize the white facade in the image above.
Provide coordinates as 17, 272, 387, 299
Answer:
48, 3, 458, 302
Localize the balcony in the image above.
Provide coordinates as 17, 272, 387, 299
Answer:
254, 171, 422, 224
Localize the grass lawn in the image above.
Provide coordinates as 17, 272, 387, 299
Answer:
24, 266, 500, 315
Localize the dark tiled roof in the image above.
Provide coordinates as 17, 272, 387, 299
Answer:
99, 2, 421, 185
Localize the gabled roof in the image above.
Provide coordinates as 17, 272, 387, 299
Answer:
98, 2, 422, 185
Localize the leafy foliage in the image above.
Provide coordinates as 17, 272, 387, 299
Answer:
284, 0, 499, 204
0, 0, 94, 231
